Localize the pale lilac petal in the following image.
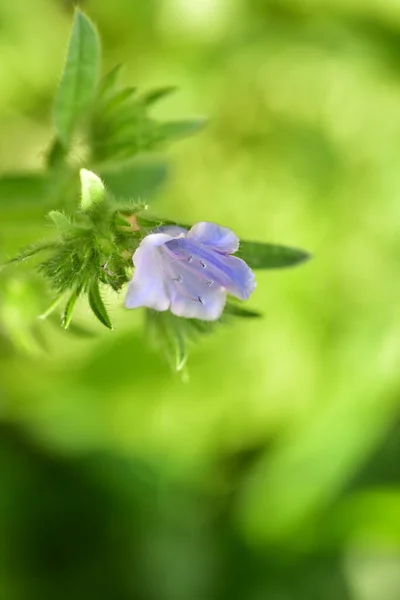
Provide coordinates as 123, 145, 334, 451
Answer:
155, 225, 188, 237
164, 238, 256, 301
170, 285, 226, 320
125, 233, 172, 311
158, 249, 227, 320
188, 222, 239, 254
125, 221, 255, 320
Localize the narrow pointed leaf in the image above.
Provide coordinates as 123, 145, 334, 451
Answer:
54, 9, 100, 145
224, 302, 262, 318
38, 294, 66, 321
88, 280, 113, 329
1, 241, 56, 270
236, 241, 311, 269
146, 310, 220, 371
146, 310, 188, 371
102, 87, 137, 113
48, 210, 73, 234
135, 217, 311, 269
157, 118, 207, 141
98, 64, 123, 99
141, 86, 177, 106
46, 138, 68, 169
62, 288, 80, 329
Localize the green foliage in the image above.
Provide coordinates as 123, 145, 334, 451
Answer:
137, 216, 311, 271
99, 158, 168, 200
88, 64, 206, 164
0, 8, 309, 355
62, 288, 80, 329
88, 280, 113, 330
39, 230, 100, 293
146, 309, 217, 372
1, 241, 57, 269
156, 118, 208, 140
237, 241, 312, 269
47, 210, 74, 235
2, 2, 400, 598
54, 9, 101, 145
223, 301, 262, 318
140, 85, 177, 106
146, 300, 261, 372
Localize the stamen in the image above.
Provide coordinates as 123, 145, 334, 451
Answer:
206, 280, 213, 287
172, 275, 183, 283
200, 260, 206, 268
197, 296, 204, 304
187, 256, 193, 263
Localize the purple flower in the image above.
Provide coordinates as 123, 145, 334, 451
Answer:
125, 222, 256, 321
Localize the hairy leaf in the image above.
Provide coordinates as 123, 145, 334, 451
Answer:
1, 241, 57, 270
62, 288, 80, 329
48, 210, 74, 235
88, 280, 113, 329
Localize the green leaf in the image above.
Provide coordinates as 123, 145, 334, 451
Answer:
224, 302, 262, 318
79, 169, 106, 211
98, 64, 122, 99
38, 294, 66, 321
157, 118, 207, 140
54, 9, 101, 145
48, 210, 73, 234
146, 310, 218, 371
146, 310, 188, 371
236, 241, 312, 269
62, 288, 80, 329
46, 138, 68, 169
88, 280, 113, 329
1, 241, 56, 270
102, 87, 137, 114
140, 86, 177, 106
135, 216, 311, 270
99, 158, 168, 200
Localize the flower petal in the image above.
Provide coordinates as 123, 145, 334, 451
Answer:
170, 289, 226, 320
188, 222, 239, 254
163, 259, 227, 320
155, 225, 188, 238
125, 233, 172, 311
164, 238, 256, 301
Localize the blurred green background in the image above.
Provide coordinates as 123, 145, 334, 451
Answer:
1, 0, 400, 598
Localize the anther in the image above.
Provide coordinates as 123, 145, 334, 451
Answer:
187, 256, 193, 263
197, 296, 204, 304
206, 280, 213, 287
200, 260, 206, 268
